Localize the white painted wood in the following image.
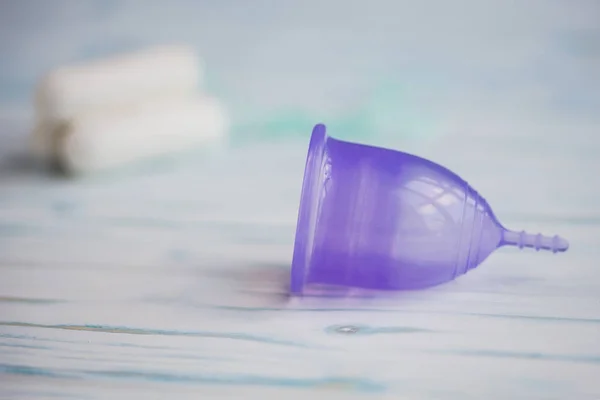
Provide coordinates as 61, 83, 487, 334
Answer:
0, 130, 598, 399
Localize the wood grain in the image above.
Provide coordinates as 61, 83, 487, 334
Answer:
0, 130, 598, 400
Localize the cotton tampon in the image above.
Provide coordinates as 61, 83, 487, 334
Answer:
31, 45, 202, 162
53, 96, 228, 175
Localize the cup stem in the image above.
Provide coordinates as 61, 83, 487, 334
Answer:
502, 229, 569, 253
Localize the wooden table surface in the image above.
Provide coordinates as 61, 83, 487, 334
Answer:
0, 116, 598, 399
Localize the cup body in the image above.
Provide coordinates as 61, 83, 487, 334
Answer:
290, 124, 502, 295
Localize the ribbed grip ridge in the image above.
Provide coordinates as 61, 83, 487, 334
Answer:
503, 230, 569, 253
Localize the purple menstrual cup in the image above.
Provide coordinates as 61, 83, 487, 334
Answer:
290, 124, 569, 296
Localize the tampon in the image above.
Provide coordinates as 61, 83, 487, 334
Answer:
31, 45, 202, 162
52, 96, 227, 175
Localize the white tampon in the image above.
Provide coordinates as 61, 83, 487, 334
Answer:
52, 96, 228, 175
31, 45, 202, 161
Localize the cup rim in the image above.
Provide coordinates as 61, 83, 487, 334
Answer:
290, 124, 328, 295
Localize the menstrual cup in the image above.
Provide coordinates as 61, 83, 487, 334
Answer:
290, 124, 569, 295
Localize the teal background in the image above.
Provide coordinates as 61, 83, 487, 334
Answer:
1, 0, 598, 147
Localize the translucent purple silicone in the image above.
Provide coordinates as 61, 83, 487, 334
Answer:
290, 124, 569, 296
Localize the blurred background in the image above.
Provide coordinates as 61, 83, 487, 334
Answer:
1, 0, 598, 145
0, 0, 598, 220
